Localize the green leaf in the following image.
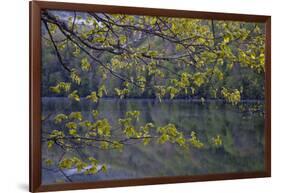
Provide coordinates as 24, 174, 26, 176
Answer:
70, 69, 81, 85
65, 122, 77, 129
47, 141, 54, 149
101, 164, 107, 172
68, 90, 80, 102
92, 110, 99, 119
88, 166, 98, 174
95, 36, 105, 42
111, 141, 124, 151
227, 63, 234, 70
88, 157, 98, 165
100, 141, 109, 149
212, 135, 223, 147
143, 138, 150, 145
86, 91, 99, 103
79, 121, 92, 128
93, 119, 111, 137
45, 159, 53, 166
69, 112, 83, 121
126, 111, 140, 120
98, 85, 107, 98
217, 58, 224, 65
49, 82, 71, 94
158, 134, 169, 144
49, 130, 65, 139
221, 87, 241, 105
114, 88, 129, 99
167, 86, 179, 99
223, 36, 230, 43
193, 73, 205, 87
49, 86, 60, 94
189, 131, 204, 148
123, 126, 136, 138
147, 50, 158, 57
150, 17, 157, 25
141, 122, 154, 133
214, 67, 224, 80
176, 136, 186, 146
69, 129, 77, 135
119, 35, 127, 44
54, 113, 68, 123
48, 23, 57, 34
59, 158, 74, 169
81, 57, 91, 71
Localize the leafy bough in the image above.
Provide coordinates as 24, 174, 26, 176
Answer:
42, 10, 265, 103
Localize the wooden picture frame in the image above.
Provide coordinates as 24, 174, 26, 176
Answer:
30, 1, 271, 192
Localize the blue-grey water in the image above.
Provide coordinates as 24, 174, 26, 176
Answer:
41, 98, 265, 184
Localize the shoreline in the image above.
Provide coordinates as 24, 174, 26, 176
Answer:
41, 97, 264, 103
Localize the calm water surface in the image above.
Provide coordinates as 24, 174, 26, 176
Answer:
41, 98, 265, 184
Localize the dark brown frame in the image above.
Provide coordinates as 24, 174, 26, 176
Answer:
29, 1, 271, 192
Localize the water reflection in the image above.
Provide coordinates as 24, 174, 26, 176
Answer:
41, 98, 265, 184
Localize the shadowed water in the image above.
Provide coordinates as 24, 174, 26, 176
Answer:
41, 98, 265, 184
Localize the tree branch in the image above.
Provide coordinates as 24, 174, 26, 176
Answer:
43, 20, 71, 72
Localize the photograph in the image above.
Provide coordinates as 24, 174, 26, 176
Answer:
40, 8, 267, 185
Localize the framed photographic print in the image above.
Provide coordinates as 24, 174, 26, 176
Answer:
29, 1, 271, 192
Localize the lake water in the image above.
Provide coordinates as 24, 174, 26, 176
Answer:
41, 98, 265, 184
